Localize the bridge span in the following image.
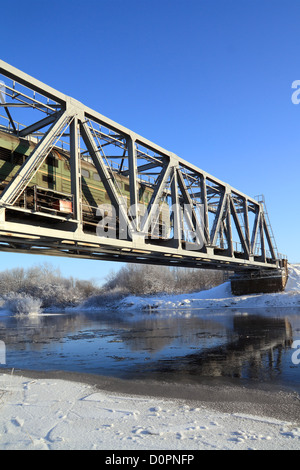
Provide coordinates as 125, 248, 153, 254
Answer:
0, 60, 287, 294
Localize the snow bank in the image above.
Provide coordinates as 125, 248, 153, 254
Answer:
286, 264, 300, 292
119, 264, 300, 312
0, 373, 299, 450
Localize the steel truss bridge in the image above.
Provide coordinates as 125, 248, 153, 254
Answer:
0, 60, 287, 292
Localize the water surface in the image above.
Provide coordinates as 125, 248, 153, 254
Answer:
1, 307, 300, 392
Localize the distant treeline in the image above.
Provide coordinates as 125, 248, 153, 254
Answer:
0, 263, 229, 310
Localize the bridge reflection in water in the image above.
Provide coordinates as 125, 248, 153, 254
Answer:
134, 315, 293, 382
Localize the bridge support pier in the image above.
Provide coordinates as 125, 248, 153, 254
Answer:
231, 260, 289, 296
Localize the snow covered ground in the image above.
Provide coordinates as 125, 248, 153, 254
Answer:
119, 264, 300, 312
0, 373, 300, 450
0, 265, 299, 450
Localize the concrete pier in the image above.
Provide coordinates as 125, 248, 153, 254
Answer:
231, 260, 289, 296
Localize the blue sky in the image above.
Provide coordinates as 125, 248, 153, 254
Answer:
0, 0, 299, 283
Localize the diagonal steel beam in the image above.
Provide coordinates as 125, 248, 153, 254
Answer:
262, 215, 276, 259
210, 188, 227, 246
140, 160, 171, 233
18, 112, 61, 137
0, 111, 72, 206
230, 197, 250, 257
80, 120, 135, 239
121, 161, 160, 177
177, 168, 206, 247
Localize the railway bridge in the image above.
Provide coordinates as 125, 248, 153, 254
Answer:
0, 60, 288, 295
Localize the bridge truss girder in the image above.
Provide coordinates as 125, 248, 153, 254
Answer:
0, 60, 285, 273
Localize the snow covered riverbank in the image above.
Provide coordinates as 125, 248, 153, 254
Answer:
0, 373, 300, 450
0, 264, 299, 317
118, 264, 300, 312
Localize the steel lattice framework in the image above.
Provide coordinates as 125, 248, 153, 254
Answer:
0, 60, 286, 274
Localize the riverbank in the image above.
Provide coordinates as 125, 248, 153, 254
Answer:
0, 370, 300, 450
116, 264, 300, 312
65, 264, 300, 314
0, 264, 299, 317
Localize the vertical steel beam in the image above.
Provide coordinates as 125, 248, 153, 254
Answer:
243, 198, 251, 255
260, 214, 266, 263
226, 195, 234, 257
127, 136, 139, 231
70, 117, 82, 226
200, 175, 210, 245
170, 166, 181, 248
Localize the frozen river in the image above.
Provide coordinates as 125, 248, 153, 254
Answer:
1, 307, 300, 393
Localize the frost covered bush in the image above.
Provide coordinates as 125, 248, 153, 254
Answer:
3, 294, 42, 316
0, 263, 100, 310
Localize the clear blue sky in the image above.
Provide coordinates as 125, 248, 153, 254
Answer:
0, 0, 299, 284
